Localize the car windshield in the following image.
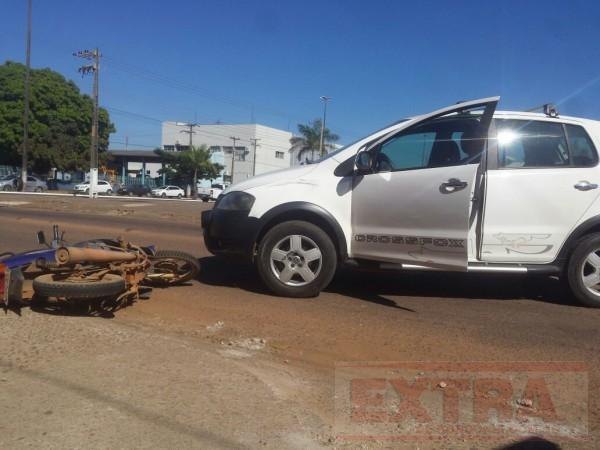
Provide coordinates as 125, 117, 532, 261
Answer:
0, 174, 14, 180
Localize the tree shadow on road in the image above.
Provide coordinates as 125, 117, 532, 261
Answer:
198, 256, 579, 309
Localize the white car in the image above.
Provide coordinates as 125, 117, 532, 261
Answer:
73, 180, 113, 195
152, 185, 185, 198
203, 97, 600, 307
0, 175, 46, 192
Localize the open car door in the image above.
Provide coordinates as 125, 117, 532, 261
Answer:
350, 97, 499, 270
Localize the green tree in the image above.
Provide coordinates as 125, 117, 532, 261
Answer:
0, 61, 115, 173
290, 119, 339, 164
155, 145, 224, 198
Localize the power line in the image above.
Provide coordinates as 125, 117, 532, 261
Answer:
106, 107, 294, 151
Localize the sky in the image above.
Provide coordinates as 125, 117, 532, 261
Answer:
2, 0, 600, 149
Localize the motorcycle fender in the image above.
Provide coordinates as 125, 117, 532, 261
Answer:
5, 268, 24, 307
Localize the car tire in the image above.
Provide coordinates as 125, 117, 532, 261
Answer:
35, 187, 43, 192
106, 189, 112, 195
567, 232, 600, 307
177, 193, 182, 199
3, 185, 13, 191
256, 220, 337, 298
161, 193, 166, 198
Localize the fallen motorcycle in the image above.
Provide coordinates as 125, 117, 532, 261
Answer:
1, 225, 200, 311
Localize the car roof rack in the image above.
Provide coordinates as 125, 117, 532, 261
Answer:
525, 103, 559, 118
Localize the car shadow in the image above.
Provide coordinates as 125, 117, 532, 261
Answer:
198, 256, 578, 308
495, 437, 561, 449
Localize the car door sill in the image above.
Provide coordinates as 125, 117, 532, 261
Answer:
345, 259, 562, 275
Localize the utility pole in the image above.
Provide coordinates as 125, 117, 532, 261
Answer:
250, 138, 260, 176
177, 122, 198, 197
74, 48, 100, 198
20, 0, 32, 191
319, 96, 331, 158
230, 136, 240, 185
178, 122, 198, 150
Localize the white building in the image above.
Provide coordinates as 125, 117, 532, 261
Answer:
161, 122, 293, 185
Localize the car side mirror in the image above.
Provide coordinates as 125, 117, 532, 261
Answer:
355, 151, 373, 174
37, 231, 47, 246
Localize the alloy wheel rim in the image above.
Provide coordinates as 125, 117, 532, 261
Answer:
581, 249, 600, 296
270, 234, 322, 287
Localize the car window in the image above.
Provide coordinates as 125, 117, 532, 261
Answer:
565, 124, 598, 167
27, 176, 35, 181
496, 119, 569, 168
374, 115, 485, 172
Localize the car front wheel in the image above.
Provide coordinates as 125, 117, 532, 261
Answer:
256, 220, 337, 298
567, 232, 600, 307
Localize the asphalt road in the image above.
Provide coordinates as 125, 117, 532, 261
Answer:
1, 194, 599, 448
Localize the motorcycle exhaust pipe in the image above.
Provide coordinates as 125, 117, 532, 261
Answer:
55, 247, 137, 265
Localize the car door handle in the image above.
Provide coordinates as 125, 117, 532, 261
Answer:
440, 178, 468, 194
574, 181, 598, 191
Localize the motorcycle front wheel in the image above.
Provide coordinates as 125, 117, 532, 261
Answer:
145, 250, 200, 286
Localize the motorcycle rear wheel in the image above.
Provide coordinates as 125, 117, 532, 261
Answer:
33, 273, 126, 299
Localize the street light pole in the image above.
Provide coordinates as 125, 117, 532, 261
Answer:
318, 96, 331, 158
21, 0, 32, 191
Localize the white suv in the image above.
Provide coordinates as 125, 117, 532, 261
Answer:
202, 97, 600, 307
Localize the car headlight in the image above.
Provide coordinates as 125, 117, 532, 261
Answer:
215, 192, 255, 211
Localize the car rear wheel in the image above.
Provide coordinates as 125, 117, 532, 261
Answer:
567, 233, 600, 307
35, 186, 43, 192
3, 185, 13, 191
256, 220, 337, 298
177, 193, 182, 199
106, 189, 112, 195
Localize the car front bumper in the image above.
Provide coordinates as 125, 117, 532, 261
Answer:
201, 209, 260, 263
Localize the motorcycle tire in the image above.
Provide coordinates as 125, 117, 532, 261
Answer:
33, 273, 126, 299
147, 250, 200, 285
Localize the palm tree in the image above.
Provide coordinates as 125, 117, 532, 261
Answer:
155, 145, 223, 198
290, 119, 339, 164
182, 145, 222, 199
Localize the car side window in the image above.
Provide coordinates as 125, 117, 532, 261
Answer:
374, 116, 486, 172
565, 124, 598, 167
496, 119, 569, 168
27, 176, 35, 181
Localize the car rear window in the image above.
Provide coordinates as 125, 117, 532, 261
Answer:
565, 124, 598, 167
496, 119, 569, 168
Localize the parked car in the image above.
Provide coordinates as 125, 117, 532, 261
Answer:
0, 175, 47, 192
117, 184, 152, 196
151, 185, 184, 198
197, 183, 225, 202
73, 180, 113, 195
202, 97, 600, 307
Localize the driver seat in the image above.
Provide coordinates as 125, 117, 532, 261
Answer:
428, 139, 460, 168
